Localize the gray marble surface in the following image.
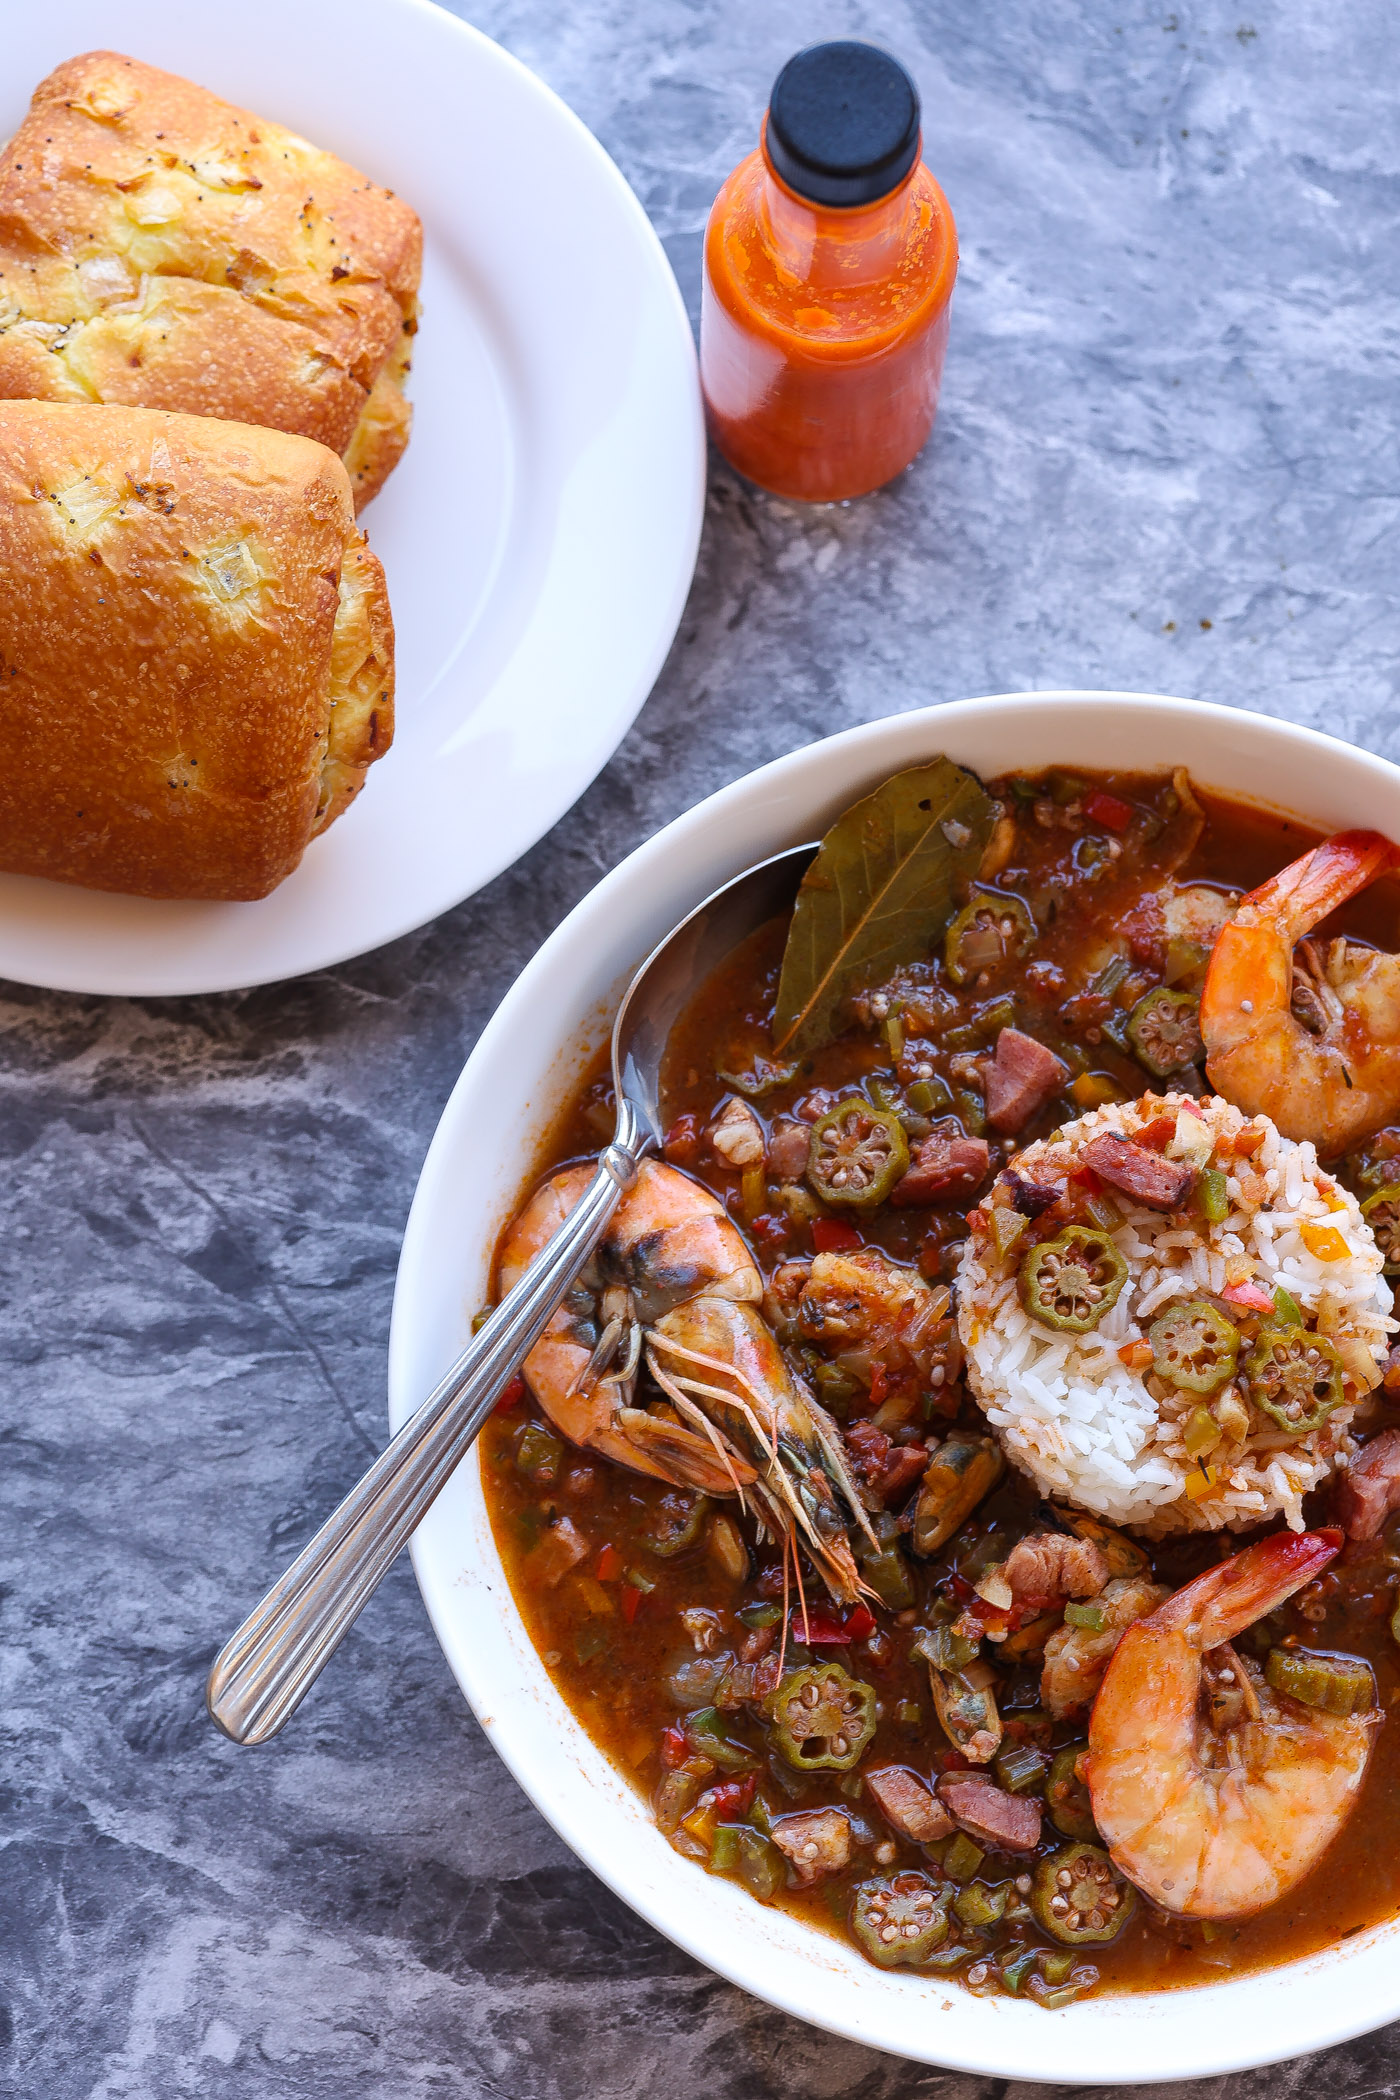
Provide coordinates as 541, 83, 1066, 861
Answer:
4, 0, 1399, 2092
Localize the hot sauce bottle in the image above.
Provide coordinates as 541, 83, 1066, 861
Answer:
700, 42, 958, 503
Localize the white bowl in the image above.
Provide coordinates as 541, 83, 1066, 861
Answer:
389, 692, 1400, 2082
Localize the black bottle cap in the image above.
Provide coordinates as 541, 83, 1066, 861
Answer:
766, 42, 921, 208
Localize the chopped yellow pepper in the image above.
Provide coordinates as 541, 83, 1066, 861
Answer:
1300, 1219, 1350, 1263
1184, 1462, 1220, 1502
1071, 1073, 1120, 1109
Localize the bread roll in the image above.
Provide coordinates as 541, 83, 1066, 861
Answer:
0, 401, 394, 901
0, 52, 421, 509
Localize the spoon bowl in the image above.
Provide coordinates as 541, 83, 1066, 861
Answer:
206, 842, 814, 1744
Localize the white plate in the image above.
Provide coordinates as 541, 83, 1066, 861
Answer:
0, 0, 704, 995
390, 694, 1400, 2083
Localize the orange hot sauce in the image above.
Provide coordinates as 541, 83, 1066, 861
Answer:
700, 43, 958, 504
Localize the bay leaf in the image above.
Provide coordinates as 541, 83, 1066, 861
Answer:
772, 758, 994, 1056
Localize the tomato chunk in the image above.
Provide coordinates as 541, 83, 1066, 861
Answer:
660, 1725, 689, 1768
812, 1217, 863, 1254
493, 1376, 525, 1413
595, 1542, 624, 1582
1086, 789, 1133, 833
1223, 1280, 1275, 1313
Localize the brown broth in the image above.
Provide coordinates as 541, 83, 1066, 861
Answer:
481, 768, 1400, 2001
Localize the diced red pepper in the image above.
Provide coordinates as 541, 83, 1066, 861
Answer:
620, 1583, 644, 1625
493, 1377, 525, 1413
950, 1572, 975, 1604
867, 1361, 888, 1410
792, 1604, 850, 1644
751, 1212, 791, 1248
812, 1217, 862, 1254
1223, 1280, 1276, 1313
595, 1542, 624, 1582
1086, 789, 1134, 833
940, 1748, 970, 1773
789, 1602, 877, 1645
660, 1725, 688, 1769
1069, 1164, 1103, 1191
708, 1775, 757, 1820
1138, 1116, 1177, 1152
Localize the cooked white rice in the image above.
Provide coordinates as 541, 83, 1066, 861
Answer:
957, 1093, 1395, 1536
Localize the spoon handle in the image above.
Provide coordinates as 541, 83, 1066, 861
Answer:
206, 1116, 650, 1745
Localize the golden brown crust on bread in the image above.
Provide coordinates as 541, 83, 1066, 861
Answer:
0, 400, 395, 900
0, 52, 421, 509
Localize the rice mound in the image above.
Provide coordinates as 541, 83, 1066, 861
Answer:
957, 1092, 1395, 1536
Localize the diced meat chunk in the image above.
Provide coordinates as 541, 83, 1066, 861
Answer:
768, 1120, 812, 1181
890, 1134, 990, 1207
935, 1773, 1042, 1854
1082, 1131, 1194, 1211
530, 1516, 590, 1588
979, 1532, 1109, 1613
1336, 1428, 1400, 1541
770, 1806, 851, 1885
984, 1029, 1067, 1134
865, 1766, 955, 1844
845, 1420, 930, 1509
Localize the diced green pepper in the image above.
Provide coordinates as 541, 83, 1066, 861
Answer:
999, 1945, 1042, 1995
860, 1544, 916, 1611
516, 1421, 564, 1482
1195, 1168, 1230, 1224
911, 1622, 980, 1673
1063, 1600, 1105, 1632
574, 1624, 608, 1665
1082, 1194, 1121, 1234
944, 1833, 985, 1883
737, 1600, 782, 1630
1046, 1747, 1097, 1841
953, 1880, 1008, 1929
1265, 1646, 1376, 1717
1272, 1286, 1304, 1326
994, 1741, 1048, 1794
708, 1823, 784, 1901
907, 1076, 952, 1115
682, 1707, 760, 1770
953, 1088, 987, 1136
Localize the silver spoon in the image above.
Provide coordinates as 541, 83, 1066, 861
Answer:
206, 842, 816, 1744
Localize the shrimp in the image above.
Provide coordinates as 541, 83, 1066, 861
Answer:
1086, 1529, 1379, 1918
1200, 828, 1400, 1156
498, 1159, 873, 1601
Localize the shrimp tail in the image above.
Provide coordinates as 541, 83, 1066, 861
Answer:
1150, 1527, 1341, 1651
1237, 831, 1397, 936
